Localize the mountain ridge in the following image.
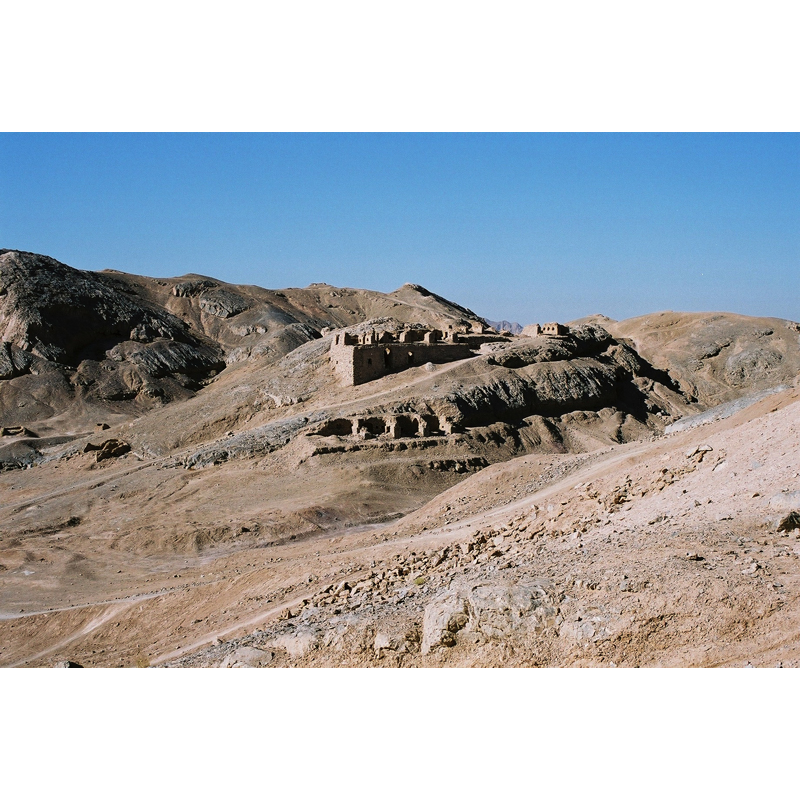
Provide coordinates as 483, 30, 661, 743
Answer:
1, 249, 799, 668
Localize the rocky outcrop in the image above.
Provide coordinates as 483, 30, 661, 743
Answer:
83, 438, 131, 462
0, 250, 200, 365
421, 580, 559, 654
777, 511, 800, 532
172, 279, 219, 297
0, 251, 226, 434
607, 311, 800, 408
343, 324, 688, 434
198, 290, 250, 318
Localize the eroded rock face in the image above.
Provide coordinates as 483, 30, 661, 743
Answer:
0, 250, 226, 431
607, 311, 800, 407
421, 590, 471, 653
267, 629, 318, 658
198, 290, 250, 319
0, 250, 197, 365
220, 646, 274, 668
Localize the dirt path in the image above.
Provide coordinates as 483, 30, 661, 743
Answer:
0, 455, 170, 515
6, 603, 131, 667
0, 586, 185, 621
149, 588, 318, 665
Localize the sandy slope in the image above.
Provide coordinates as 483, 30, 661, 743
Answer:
2, 252, 800, 667
2, 387, 798, 667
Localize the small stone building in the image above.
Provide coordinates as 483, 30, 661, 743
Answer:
522, 322, 570, 337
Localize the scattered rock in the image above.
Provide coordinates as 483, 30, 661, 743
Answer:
777, 511, 800, 533
686, 444, 713, 461
83, 439, 131, 462
221, 646, 274, 668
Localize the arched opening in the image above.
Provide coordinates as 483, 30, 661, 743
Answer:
316, 418, 353, 437
395, 415, 417, 438
361, 417, 387, 436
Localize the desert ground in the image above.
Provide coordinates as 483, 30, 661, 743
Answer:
1, 249, 799, 667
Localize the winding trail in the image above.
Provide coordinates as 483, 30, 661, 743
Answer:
6, 603, 130, 667
150, 589, 319, 666
0, 403, 682, 667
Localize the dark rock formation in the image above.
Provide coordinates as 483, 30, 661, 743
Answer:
0, 250, 203, 365
0, 250, 226, 429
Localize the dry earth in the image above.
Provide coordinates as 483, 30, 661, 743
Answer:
1, 251, 799, 667
2, 386, 799, 667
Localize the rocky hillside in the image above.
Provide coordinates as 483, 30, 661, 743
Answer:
164, 386, 800, 669
4, 384, 799, 668
0, 250, 485, 436
2, 250, 798, 558
2, 250, 800, 668
596, 311, 800, 407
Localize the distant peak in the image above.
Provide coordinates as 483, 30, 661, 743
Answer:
397, 283, 432, 296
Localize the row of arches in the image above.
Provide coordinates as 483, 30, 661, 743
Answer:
314, 414, 455, 439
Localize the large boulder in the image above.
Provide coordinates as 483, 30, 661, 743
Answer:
421, 580, 559, 654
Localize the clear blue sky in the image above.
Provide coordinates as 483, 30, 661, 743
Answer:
1, 133, 797, 324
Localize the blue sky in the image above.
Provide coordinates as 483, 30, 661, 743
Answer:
1, 133, 797, 324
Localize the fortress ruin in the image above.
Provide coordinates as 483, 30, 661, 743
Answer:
329, 326, 507, 386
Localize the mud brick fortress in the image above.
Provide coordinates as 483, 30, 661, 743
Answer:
329, 323, 510, 386
330, 322, 571, 386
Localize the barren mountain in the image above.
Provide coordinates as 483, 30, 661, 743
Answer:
1, 250, 798, 668
590, 311, 800, 407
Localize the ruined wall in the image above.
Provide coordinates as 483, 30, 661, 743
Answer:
330, 338, 473, 386
457, 332, 512, 347
351, 346, 391, 384
542, 322, 569, 336
521, 323, 569, 338
313, 413, 457, 439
